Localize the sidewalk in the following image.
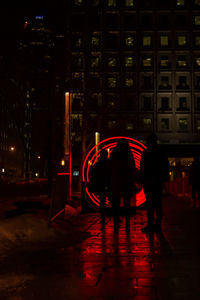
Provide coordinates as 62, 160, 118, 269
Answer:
1, 194, 200, 299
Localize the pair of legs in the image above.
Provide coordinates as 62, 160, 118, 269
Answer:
111, 195, 131, 231
143, 183, 163, 230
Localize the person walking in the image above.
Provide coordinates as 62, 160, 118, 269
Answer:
109, 139, 137, 232
89, 149, 109, 223
140, 133, 169, 233
189, 156, 200, 201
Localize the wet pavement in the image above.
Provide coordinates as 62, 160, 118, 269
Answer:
1, 194, 200, 299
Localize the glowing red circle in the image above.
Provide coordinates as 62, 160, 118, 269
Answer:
82, 136, 146, 210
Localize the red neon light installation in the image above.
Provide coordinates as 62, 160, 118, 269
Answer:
82, 136, 146, 210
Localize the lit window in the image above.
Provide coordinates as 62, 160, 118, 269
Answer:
195, 16, 200, 25
91, 57, 100, 68
125, 57, 134, 67
179, 118, 188, 130
108, 120, 116, 129
108, 0, 117, 6
143, 118, 152, 127
75, 37, 82, 48
125, 37, 134, 47
126, 123, 134, 130
91, 36, 100, 47
177, 0, 184, 5
195, 57, 200, 67
143, 36, 151, 47
160, 76, 170, 88
160, 56, 169, 67
108, 57, 117, 67
160, 36, 169, 46
143, 57, 152, 67
125, 78, 134, 87
195, 36, 200, 46
161, 118, 169, 130
197, 119, 200, 130
107, 77, 117, 88
177, 56, 187, 67
177, 36, 187, 46
125, 0, 134, 6
74, 0, 83, 5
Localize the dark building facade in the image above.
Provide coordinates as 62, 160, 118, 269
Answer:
63, 0, 200, 187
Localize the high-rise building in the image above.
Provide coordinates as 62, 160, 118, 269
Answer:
64, 0, 200, 185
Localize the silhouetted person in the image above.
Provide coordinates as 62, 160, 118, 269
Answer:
109, 139, 137, 232
189, 157, 200, 201
140, 133, 169, 233
89, 149, 109, 223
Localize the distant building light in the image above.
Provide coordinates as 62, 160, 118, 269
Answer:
37, 156, 41, 159
2, 168, 5, 173
10, 146, 15, 152
35, 173, 39, 177
35, 16, 44, 19
61, 159, 65, 166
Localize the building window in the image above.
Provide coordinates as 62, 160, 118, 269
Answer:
143, 36, 151, 47
196, 119, 200, 131
143, 118, 152, 129
72, 93, 83, 111
178, 118, 188, 130
160, 56, 169, 67
142, 75, 153, 89
125, 36, 134, 47
89, 73, 101, 89
177, 36, 187, 46
91, 36, 100, 47
125, 56, 134, 67
90, 56, 100, 68
72, 37, 82, 49
195, 16, 200, 25
105, 33, 119, 49
177, 97, 188, 110
123, 14, 136, 28
107, 77, 117, 88
124, 75, 134, 87
161, 118, 169, 130
177, 55, 187, 67
195, 75, 200, 89
74, 0, 83, 6
72, 73, 83, 90
143, 56, 152, 67
159, 76, 170, 89
160, 36, 169, 46
107, 0, 117, 6
177, 0, 185, 5
72, 55, 83, 68
195, 36, 200, 46
161, 97, 169, 110
195, 57, 200, 67
108, 120, 116, 129
197, 96, 200, 109
107, 57, 117, 67
126, 122, 134, 130
143, 96, 152, 110
177, 76, 189, 89
125, 0, 134, 6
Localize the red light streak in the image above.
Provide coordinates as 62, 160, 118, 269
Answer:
50, 208, 65, 222
83, 136, 147, 210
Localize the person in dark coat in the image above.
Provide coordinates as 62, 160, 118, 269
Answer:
89, 149, 109, 223
109, 139, 137, 232
140, 133, 169, 233
189, 157, 200, 201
